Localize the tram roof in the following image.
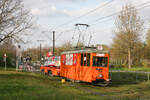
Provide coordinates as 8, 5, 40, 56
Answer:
61, 49, 109, 54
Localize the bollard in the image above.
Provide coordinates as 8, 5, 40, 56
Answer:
61, 79, 66, 84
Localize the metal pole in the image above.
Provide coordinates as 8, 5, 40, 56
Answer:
16, 57, 18, 71
16, 45, 21, 71
40, 43, 42, 66
16, 46, 18, 71
3, 54, 7, 70
5, 60, 6, 70
53, 31, 55, 56
37, 40, 45, 66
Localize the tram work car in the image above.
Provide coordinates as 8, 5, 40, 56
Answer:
60, 49, 111, 84
40, 56, 60, 76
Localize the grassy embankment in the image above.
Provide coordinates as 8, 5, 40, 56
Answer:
0, 70, 150, 100
110, 67, 150, 72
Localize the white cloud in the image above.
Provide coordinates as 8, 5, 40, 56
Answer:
24, 0, 150, 20
23, 0, 150, 47
30, 5, 70, 17
51, 6, 56, 11
31, 8, 41, 15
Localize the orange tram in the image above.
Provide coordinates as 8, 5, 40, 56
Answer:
40, 49, 111, 85
40, 56, 60, 76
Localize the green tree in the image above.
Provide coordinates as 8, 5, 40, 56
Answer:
0, 39, 16, 67
111, 4, 144, 69
146, 29, 150, 48
145, 29, 150, 59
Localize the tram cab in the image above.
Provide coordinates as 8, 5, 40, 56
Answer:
40, 55, 60, 76
60, 49, 110, 84
44, 56, 60, 68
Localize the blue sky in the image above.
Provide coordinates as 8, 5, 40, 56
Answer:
22, 0, 150, 48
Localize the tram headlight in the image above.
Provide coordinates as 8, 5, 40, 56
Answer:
98, 74, 103, 78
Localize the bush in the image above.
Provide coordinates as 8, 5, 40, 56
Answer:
142, 60, 150, 67
0, 52, 16, 68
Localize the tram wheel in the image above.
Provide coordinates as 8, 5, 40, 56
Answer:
92, 80, 110, 87
97, 81, 110, 87
48, 71, 53, 77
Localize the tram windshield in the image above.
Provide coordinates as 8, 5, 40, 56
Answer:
44, 56, 60, 67
93, 56, 108, 67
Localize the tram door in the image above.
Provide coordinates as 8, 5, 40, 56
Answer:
74, 53, 80, 80
80, 53, 92, 82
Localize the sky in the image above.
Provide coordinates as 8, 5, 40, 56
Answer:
22, 0, 150, 49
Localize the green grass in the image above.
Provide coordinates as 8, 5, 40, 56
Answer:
110, 67, 150, 72
0, 67, 16, 71
0, 71, 150, 100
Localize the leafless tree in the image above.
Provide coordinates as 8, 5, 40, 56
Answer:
0, 0, 33, 43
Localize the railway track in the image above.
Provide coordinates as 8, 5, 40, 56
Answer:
71, 82, 116, 100
41, 74, 116, 99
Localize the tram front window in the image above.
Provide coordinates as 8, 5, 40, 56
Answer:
93, 56, 108, 67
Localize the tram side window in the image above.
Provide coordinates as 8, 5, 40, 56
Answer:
81, 53, 84, 66
84, 54, 87, 66
93, 57, 108, 67
66, 54, 73, 65
81, 53, 90, 66
62, 55, 66, 65
87, 54, 90, 66
73, 54, 77, 65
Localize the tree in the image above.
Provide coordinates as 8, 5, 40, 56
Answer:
111, 4, 144, 69
146, 29, 150, 47
145, 29, 150, 59
0, 0, 33, 43
0, 39, 16, 67
55, 41, 73, 56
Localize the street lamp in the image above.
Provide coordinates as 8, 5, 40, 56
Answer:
37, 40, 45, 66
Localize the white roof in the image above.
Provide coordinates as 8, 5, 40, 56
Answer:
61, 49, 109, 54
